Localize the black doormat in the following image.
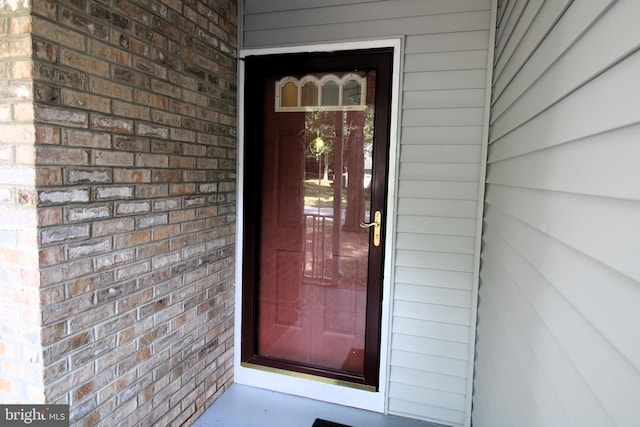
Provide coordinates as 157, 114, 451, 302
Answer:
312, 419, 352, 427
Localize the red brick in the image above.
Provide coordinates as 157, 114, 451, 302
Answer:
33, 16, 87, 50
91, 78, 133, 102
93, 150, 134, 167
32, 0, 57, 20
114, 230, 151, 249
37, 208, 63, 227
35, 167, 62, 186
65, 129, 111, 149
34, 125, 60, 145
61, 89, 111, 113
112, 101, 150, 121
88, 39, 132, 67
60, 8, 109, 41
32, 39, 57, 62
36, 146, 89, 166
134, 90, 168, 109
113, 168, 151, 183
113, 136, 149, 152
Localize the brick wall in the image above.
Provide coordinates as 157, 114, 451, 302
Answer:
0, 0, 45, 404
1, 0, 238, 425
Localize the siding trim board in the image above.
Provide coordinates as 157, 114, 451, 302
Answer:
466, 2, 498, 425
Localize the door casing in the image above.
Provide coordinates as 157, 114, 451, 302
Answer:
234, 39, 403, 413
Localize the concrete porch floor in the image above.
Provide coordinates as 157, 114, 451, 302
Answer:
193, 384, 444, 427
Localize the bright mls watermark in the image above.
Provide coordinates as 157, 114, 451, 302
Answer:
0, 405, 69, 426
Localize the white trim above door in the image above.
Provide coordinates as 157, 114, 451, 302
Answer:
234, 38, 403, 413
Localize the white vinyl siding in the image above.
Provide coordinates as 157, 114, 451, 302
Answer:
242, 1, 493, 426
472, 0, 640, 426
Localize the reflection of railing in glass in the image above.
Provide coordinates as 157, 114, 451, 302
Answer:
303, 213, 332, 281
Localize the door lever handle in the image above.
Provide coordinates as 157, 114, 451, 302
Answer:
359, 221, 377, 229
359, 210, 382, 246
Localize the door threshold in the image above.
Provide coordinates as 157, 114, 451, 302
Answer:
241, 362, 376, 392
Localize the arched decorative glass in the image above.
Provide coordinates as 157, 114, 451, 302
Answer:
300, 79, 319, 107
343, 78, 362, 106
275, 73, 367, 111
280, 80, 298, 107
321, 80, 340, 106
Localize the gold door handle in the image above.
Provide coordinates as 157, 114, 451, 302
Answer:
359, 210, 382, 247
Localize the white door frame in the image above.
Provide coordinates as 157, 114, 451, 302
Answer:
234, 38, 403, 413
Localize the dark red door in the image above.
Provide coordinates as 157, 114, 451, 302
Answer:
242, 49, 393, 389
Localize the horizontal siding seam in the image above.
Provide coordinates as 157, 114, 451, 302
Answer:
394, 281, 473, 293
396, 248, 474, 259
394, 264, 475, 274
404, 32, 491, 55
490, 0, 573, 105
393, 315, 472, 333
401, 142, 484, 147
397, 196, 479, 203
488, 119, 640, 162
395, 229, 477, 237
490, 43, 640, 133
492, 0, 545, 83
387, 411, 464, 427
389, 380, 467, 397
404, 67, 490, 74
484, 151, 640, 203
480, 235, 622, 425
245, 15, 491, 39
405, 48, 490, 55
392, 297, 472, 310
245, 9, 492, 32
483, 204, 640, 315
493, 0, 527, 65
390, 359, 469, 378
243, 0, 375, 14
403, 124, 484, 128
398, 246, 473, 256
399, 177, 482, 183
483, 199, 636, 282
395, 247, 476, 256
400, 104, 490, 110
475, 261, 571, 425
388, 385, 467, 409
494, 0, 516, 38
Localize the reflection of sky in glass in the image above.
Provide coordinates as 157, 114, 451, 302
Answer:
343, 79, 361, 105
321, 81, 339, 106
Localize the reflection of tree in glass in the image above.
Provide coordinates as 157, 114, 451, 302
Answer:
301, 109, 336, 182
300, 107, 374, 228
309, 135, 329, 160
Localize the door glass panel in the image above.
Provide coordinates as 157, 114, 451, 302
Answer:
258, 71, 376, 375
321, 80, 340, 106
301, 81, 319, 106
343, 79, 361, 106
281, 81, 298, 107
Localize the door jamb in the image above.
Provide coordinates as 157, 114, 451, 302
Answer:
234, 39, 403, 413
